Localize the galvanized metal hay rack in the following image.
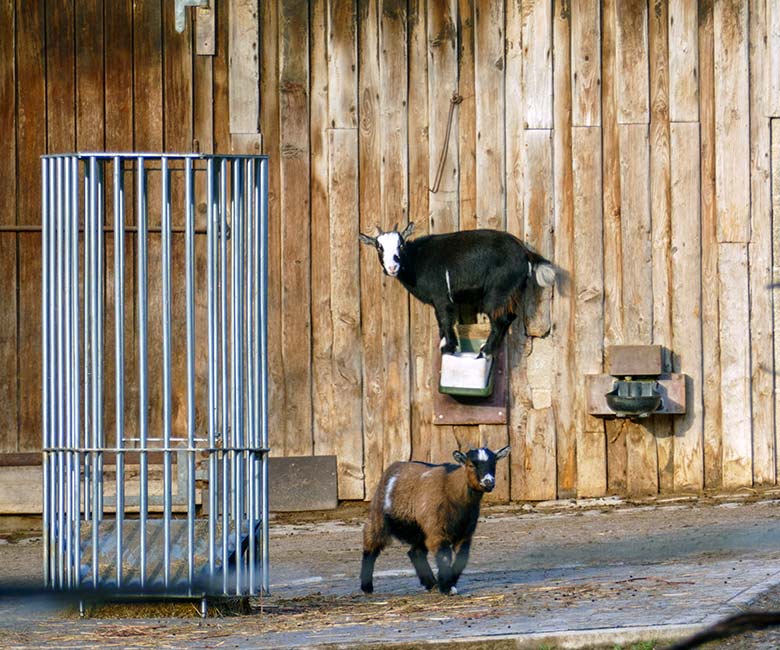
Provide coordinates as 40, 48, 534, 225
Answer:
41, 153, 270, 610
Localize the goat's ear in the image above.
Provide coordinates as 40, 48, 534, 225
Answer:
495, 445, 511, 461
452, 450, 468, 465
359, 232, 376, 247
401, 222, 415, 239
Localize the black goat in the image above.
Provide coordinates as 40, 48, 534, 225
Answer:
361, 445, 510, 595
359, 223, 555, 357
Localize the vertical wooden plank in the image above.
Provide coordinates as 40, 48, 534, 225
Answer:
601, 0, 626, 493
748, 0, 774, 485
323, 0, 364, 499
328, 130, 364, 498
379, 0, 410, 469
311, 0, 333, 469
16, 0, 47, 450
427, 0, 458, 465
259, 0, 285, 455
134, 0, 164, 444
649, 0, 674, 492
771, 0, 780, 117
0, 0, 17, 451
505, 0, 524, 240
714, 0, 750, 243
671, 122, 703, 491
614, 0, 649, 124
521, 0, 552, 129
328, 0, 358, 129
551, 0, 575, 499
699, 0, 722, 489
358, 0, 384, 493
570, 0, 601, 127
279, 0, 312, 456
718, 243, 752, 488
229, 0, 260, 134
773, 119, 780, 479
668, 0, 699, 122
572, 127, 606, 497
105, 0, 137, 445
475, 0, 508, 501
214, 0, 232, 153
76, 0, 105, 149
458, 0, 477, 232
618, 123, 658, 496
408, 0, 432, 465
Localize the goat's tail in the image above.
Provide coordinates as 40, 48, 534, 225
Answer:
527, 250, 556, 288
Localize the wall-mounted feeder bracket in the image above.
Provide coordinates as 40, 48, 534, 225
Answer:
586, 345, 687, 419
175, 0, 209, 33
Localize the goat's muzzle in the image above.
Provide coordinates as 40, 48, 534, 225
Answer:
479, 476, 495, 492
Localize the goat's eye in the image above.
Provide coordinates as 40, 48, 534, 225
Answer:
377, 244, 383, 253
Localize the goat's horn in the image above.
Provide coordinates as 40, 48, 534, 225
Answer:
393, 223, 398, 231
375, 224, 382, 235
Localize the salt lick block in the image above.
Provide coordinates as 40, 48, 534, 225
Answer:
440, 351, 493, 391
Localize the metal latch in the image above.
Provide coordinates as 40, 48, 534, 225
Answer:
175, 0, 209, 33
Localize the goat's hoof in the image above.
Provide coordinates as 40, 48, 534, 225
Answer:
361, 583, 374, 594
441, 343, 457, 355
449, 586, 458, 596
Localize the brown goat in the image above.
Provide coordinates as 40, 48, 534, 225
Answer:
360, 446, 510, 595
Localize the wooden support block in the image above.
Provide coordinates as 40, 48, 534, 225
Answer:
606, 345, 663, 376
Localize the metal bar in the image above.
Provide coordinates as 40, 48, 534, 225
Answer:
207, 158, 217, 579
137, 156, 149, 589
185, 158, 197, 592
219, 158, 229, 595
89, 157, 100, 589
246, 159, 256, 594
41, 157, 50, 588
83, 160, 92, 527
71, 156, 82, 589
96, 160, 105, 521
63, 157, 74, 589
161, 158, 172, 590
231, 158, 244, 595
260, 158, 270, 594
0, 224, 208, 234
114, 156, 126, 589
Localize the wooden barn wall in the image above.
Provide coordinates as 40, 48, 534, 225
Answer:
1, 0, 779, 503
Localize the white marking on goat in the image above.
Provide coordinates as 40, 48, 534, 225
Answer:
481, 473, 494, 484
376, 232, 403, 277
477, 449, 488, 462
384, 475, 398, 512
445, 269, 454, 303
440, 337, 447, 350
421, 469, 434, 478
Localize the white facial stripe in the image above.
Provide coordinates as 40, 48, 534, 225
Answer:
384, 475, 398, 512
482, 473, 494, 484
477, 449, 488, 462
376, 233, 402, 275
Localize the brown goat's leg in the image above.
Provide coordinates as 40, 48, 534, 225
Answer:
360, 550, 380, 594
449, 540, 471, 592
407, 546, 436, 591
433, 543, 455, 594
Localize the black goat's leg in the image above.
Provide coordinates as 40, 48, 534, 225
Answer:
407, 546, 436, 591
433, 543, 455, 594
361, 549, 381, 594
434, 302, 459, 354
480, 312, 515, 357
448, 540, 471, 592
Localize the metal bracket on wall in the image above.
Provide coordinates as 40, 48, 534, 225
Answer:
175, 0, 209, 33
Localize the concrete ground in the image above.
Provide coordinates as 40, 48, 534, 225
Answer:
3, 495, 780, 649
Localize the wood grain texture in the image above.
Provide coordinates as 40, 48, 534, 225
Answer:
328, 0, 358, 129
522, 0, 552, 129
668, 0, 699, 122
698, 0, 722, 489
572, 127, 606, 497
718, 243, 752, 488
614, 0, 649, 124
770, 0, 780, 116
407, 0, 432, 464
649, 0, 674, 492
670, 122, 703, 492
505, 0, 524, 240
774, 119, 780, 481
358, 0, 384, 494
379, 0, 411, 469
229, 0, 259, 134
571, 0, 601, 127
328, 130, 364, 498
748, 0, 774, 485
551, 0, 575, 498
458, 0, 477, 232
714, 0, 750, 243
279, 0, 312, 456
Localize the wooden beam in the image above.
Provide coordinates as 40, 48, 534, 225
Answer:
668, 0, 699, 122
570, 0, 600, 127
521, 0, 552, 129
614, 0, 649, 124
229, 0, 259, 134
